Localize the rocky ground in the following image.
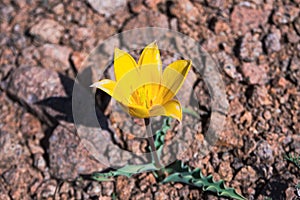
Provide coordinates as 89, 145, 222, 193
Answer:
0, 0, 300, 199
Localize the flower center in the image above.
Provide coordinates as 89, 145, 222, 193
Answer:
129, 83, 175, 109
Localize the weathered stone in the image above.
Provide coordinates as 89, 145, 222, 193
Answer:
71, 51, 87, 71
116, 176, 135, 199
272, 5, 300, 25
73, 27, 93, 42
169, 0, 201, 23
29, 19, 64, 44
49, 124, 104, 180
86, 182, 102, 196
52, 3, 64, 15
0, 92, 44, 173
240, 111, 253, 128
0, 48, 16, 80
216, 51, 241, 79
214, 20, 230, 34
0, 131, 29, 173
35, 180, 57, 199
129, 0, 146, 13
229, 97, 244, 116
38, 44, 72, 72
123, 10, 168, 30
254, 140, 274, 164
0, 193, 10, 200
286, 28, 300, 44
218, 161, 233, 182
250, 86, 272, 106
144, 0, 162, 9
264, 29, 281, 53
6, 66, 72, 124
87, 0, 126, 17
239, 33, 262, 61
230, 5, 269, 35
206, 0, 231, 9
3, 162, 42, 199
241, 63, 268, 85
17, 45, 40, 68
234, 166, 258, 191
215, 117, 243, 148
285, 187, 297, 200
294, 16, 300, 36
122, 11, 168, 47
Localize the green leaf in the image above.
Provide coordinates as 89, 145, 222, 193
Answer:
182, 107, 201, 119
153, 117, 172, 158
285, 153, 300, 170
162, 161, 246, 200
91, 163, 157, 182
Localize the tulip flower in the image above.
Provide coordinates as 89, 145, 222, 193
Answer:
91, 42, 191, 121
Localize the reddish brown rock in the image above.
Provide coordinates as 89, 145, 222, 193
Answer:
35, 179, 57, 199
249, 86, 272, 106
122, 10, 168, 46
272, 5, 300, 25
52, 3, 64, 15
294, 16, 300, 36
144, 0, 162, 9
229, 97, 244, 116
87, 0, 126, 17
0, 193, 10, 200
3, 162, 42, 199
49, 124, 104, 180
218, 161, 233, 182
38, 44, 72, 72
29, 19, 64, 44
264, 29, 281, 53
1, 0, 300, 198
291, 134, 300, 154
71, 51, 88, 71
0, 48, 16, 80
129, 0, 146, 13
216, 52, 241, 79
230, 5, 269, 35
254, 140, 274, 164
73, 27, 93, 42
17, 46, 40, 68
169, 0, 201, 23
285, 187, 297, 200
240, 63, 268, 85
6, 66, 72, 124
214, 20, 231, 34
288, 30, 300, 44
234, 166, 258, 193
215, 117, 243, 148
206, 0, 231, 9
116, 176, 135, 199
240, 111, 253, 128
123, 10, 168, 30
239, 32, 262, 61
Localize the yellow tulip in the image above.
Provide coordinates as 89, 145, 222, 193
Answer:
91, 42, 191, 121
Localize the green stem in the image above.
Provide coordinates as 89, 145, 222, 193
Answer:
144, 118, 162, 169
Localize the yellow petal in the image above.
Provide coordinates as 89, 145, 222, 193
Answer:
160, 60, 192, 102
113, 67, 161, 106
90, 79, 116, 97
120, 103, 149, 118
114, 48, 137, 81
137, 42, 162, 77
136, 42, 163, 102
149, 99, 182, 121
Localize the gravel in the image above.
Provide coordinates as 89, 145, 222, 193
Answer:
0, 0, 299, 199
